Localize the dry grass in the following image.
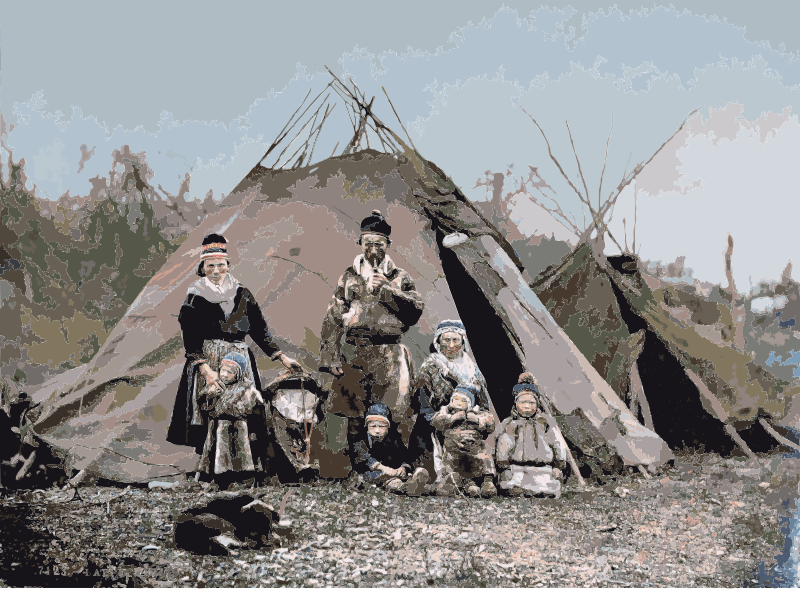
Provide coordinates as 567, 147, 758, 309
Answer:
0, 452, 795, 587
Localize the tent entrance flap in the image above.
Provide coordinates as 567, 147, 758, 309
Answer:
604, 259, 733, 453
605, 254, 781, 454
440, 233, 673, 467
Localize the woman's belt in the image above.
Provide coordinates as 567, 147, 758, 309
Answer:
345, 334, 402, 347
515, 460, 553, 467
205, 335, 245, 344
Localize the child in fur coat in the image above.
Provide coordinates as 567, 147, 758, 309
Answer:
196, 352, 267, 480
495, 374, 568, 497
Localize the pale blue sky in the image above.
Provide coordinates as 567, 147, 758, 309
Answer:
2, 0, 799, 290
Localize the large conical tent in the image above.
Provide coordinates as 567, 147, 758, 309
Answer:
502, 106, 800, 457
23, 73, 673, 484
531, 242, 800, 453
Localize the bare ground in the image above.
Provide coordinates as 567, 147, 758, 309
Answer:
1, 451, 797, 588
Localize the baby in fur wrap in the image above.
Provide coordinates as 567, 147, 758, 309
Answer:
432, 385, 497, 498
495, 374, 568, 497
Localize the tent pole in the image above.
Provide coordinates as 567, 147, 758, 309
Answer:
683, 367, 760, 463
381, 86, 418, 152
537, 395, 586, 487
724, 424, 759, 462
630, 360, 654, 431
758, 417, 800, 453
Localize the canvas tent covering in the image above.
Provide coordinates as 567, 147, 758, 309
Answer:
23, 79, 673, 483
530, 242, 800, 454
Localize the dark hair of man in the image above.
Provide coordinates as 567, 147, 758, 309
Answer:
196, 259, 230, 277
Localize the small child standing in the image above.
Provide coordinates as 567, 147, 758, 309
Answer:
432, 385, 497, 498
352, 404, 430, 495
196, 352, 266, 484
495, 373, 568, 497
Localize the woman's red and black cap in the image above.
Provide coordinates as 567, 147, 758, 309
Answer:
200, 233, 228, 261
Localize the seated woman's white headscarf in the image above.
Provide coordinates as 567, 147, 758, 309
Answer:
432, 320, 479, 385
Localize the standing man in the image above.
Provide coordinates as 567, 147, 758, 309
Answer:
320, 210, 424, 455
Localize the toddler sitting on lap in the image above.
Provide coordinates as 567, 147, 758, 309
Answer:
432, 385, 497, 498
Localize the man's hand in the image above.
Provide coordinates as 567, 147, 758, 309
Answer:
277, 352, 303, 373
371, 273, 390, 293
331, 366, 344, 377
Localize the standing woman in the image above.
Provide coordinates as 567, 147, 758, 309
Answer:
167, 233, 301, 466
409, 320, 490, 484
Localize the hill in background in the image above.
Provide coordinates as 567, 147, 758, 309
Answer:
0, 147, 217, 389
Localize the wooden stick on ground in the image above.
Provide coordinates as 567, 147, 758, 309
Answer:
15, 450, 36, 481
537, 394, 586, 487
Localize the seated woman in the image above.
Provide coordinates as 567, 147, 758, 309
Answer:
352, 404, 430, 495
409, 320, 490, 479
432, 385, 496, 498
196, 352, 267, 488
495, 373, 568, 498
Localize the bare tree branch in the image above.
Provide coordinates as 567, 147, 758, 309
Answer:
566, 121, 592, 208
633, 181, 638, 255
291, 102, 324, 169
599, 114, 613, 212
623, 218, 630, 254
724, 233, 747, 351
331, 84, 357, 134
307, 103, 336, 165
520, 106, 616, 244
597, 107, 700, 221
520, 182, 580, 236
566, 120, 625, 253
519, 107, 587, 204
382, 86, 418, 151
258, 84, 332, 167
258, 88, 311, 165
272, 94, 331, 168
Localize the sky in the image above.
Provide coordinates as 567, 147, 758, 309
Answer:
2, 0, 799, 293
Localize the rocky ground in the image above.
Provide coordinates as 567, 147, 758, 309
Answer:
0, 451, 797, 588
